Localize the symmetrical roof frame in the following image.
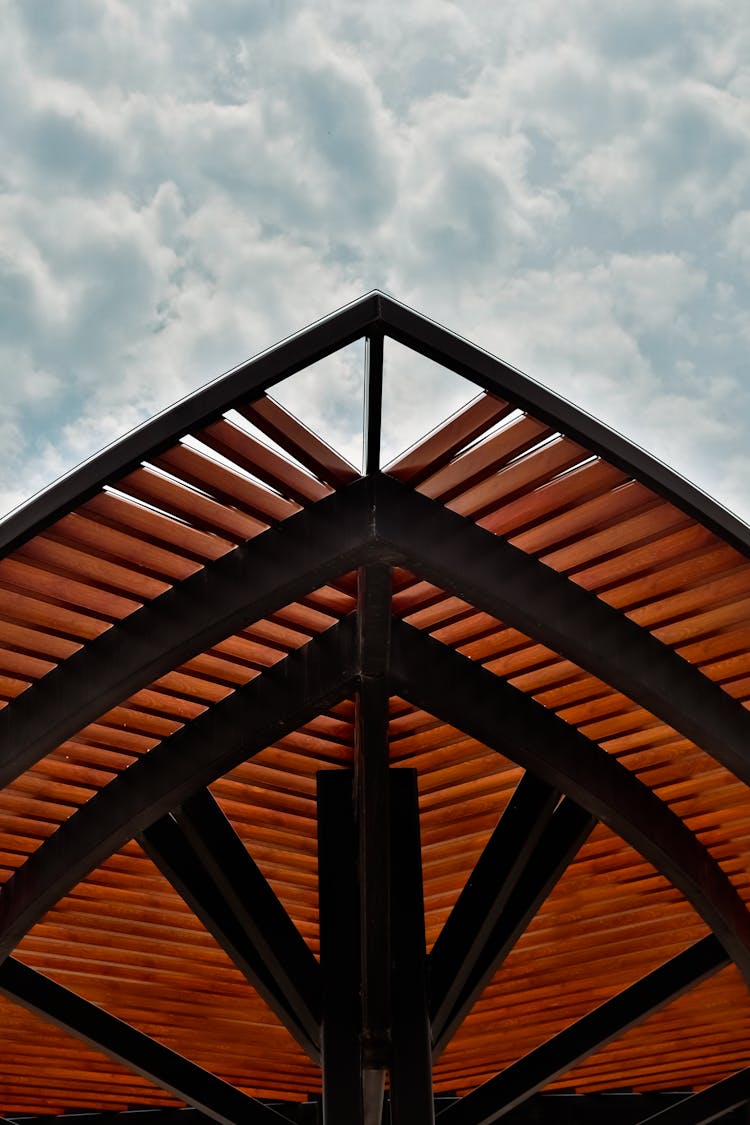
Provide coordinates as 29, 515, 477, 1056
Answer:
0, 292, 750, 1123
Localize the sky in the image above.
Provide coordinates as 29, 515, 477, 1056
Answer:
2, 0, 750, 523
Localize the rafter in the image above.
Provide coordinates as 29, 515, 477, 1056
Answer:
0, 958, 289, 1125
436, 936, 729, 1125
139, 788, 320, 1062
2, 293, 750, 1122
0, 617, 357, 959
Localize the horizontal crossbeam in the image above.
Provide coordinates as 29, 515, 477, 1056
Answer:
9, 1092, 742, 1125
437, 936, 730, 1125
0, 617, 357, 958
0, 958, 289, 1125
140, 788, 321, 1061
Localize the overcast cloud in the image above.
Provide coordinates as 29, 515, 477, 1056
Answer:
2, 0, 750, 521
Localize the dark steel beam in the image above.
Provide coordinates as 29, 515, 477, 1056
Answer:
0, 957, 289, 1125
429, 773, 559, 1048
437, 936, 729, 1125
376, 295, 750, 558
388, 618, 750, 980
636, 1067, 750, 1125
318, 769, 364, 1125
389, 769, 434, 1125
0, 617, 358, 959
0, 477, 378, 792
355, 563, 392, 1083
13, 1093, 738, 1125
374, 474, 750, 794
429, 775, 595, 1057
0, 293, 383, 558
140, 788, 320, 1061
6, 471, 750, 831
6, 291, 750, 565
363, 332, 384, 475
433, 796, 595, 1058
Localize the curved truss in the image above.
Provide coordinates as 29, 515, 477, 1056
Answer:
0, 294, 749, 1124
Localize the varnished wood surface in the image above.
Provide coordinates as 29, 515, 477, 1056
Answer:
1, 386, 750, 1112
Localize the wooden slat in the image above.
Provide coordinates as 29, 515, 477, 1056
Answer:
387, 394, 514, 484
200, 418, 329, 504
242, 396, 359, 487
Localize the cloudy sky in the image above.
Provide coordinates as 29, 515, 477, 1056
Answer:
2, 0, 750, 523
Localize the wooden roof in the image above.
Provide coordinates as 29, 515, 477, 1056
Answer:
0, 292, 749, 1125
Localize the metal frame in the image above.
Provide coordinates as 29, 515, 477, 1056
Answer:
4, 293, 750, 557
1, 297, 750, 1121
5, 475, 750, 798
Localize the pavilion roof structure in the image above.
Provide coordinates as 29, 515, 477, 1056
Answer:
0, 292, 749, 1124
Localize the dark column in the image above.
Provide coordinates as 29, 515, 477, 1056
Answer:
317, 770, 363, 1125
390, 768, 434, 1125
355, 561, 392, 1123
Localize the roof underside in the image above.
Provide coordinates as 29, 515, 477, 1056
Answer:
0, 293, 749, 1124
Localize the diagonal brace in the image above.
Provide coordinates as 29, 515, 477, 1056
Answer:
140, 788, 321, 1061
429, 774, 595, 1057
0, 957, 290, 1125
437, 936, 730, 1125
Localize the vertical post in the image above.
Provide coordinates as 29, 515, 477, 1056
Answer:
390, 769, 434, 1125
355, 563, 392, 1123
318, 770, 363, 1125
363, 331, 384, 475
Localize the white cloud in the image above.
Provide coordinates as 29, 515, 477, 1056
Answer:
2, 0, 750, 524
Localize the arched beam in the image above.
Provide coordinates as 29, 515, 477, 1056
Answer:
3, 610, 748, 990
388, 619, 750, 980
375, 476, 750, 789
0, 616, 357, 958
0, 477, 378, 790
4, 475, 750, 806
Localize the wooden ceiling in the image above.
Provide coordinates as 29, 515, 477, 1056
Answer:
0, 293, 749, 1125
